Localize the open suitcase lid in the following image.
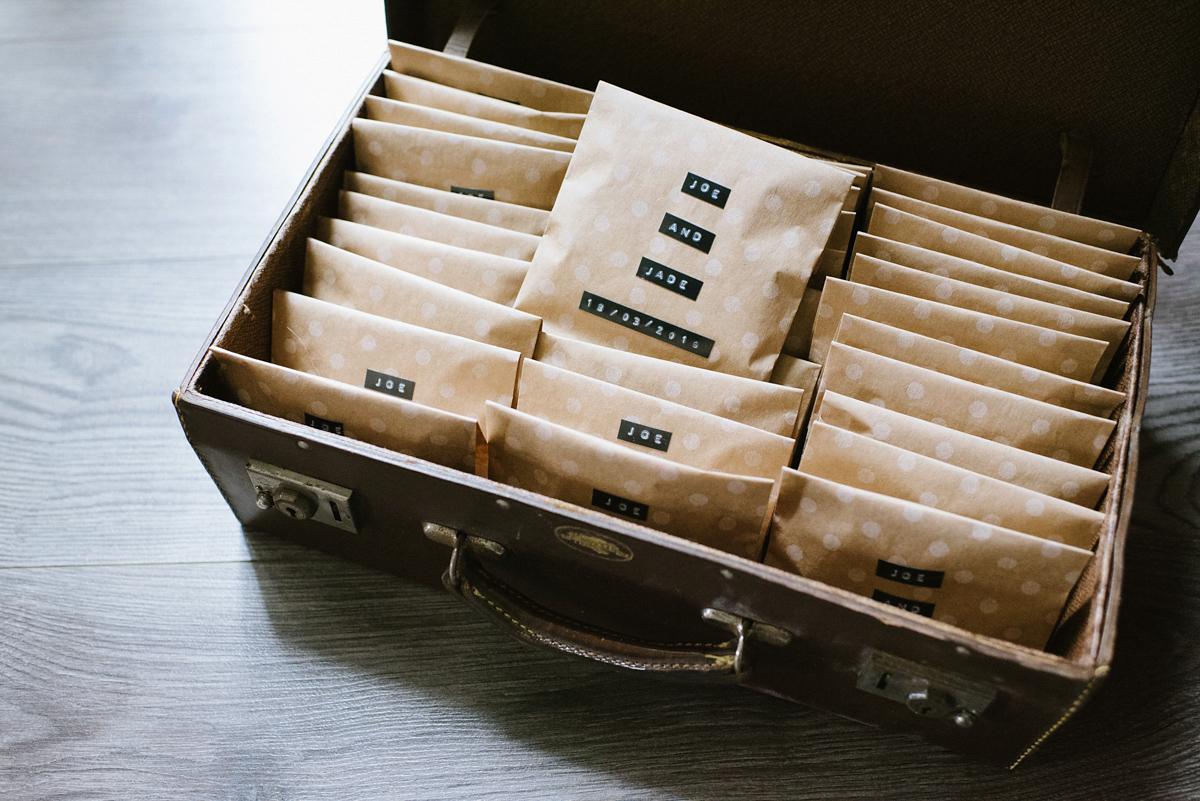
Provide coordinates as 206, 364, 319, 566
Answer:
384, 0, 1200, 259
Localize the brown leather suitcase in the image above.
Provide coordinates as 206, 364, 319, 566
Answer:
173, 0, 1200, 765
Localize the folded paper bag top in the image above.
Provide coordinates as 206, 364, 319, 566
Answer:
809, 278, 1109, 382
302, 238, 542, 358
533, 332, 805, 437
764, 470, 1094, 650
337, 190, 541, 261
871, 164, 1141, 253
484, 402, 774, 560
344, 171, 549, 236
315, 216, 528, 307
812, 391, 1111, 507
831, 314, 1125, 418
515, 359, 794, 480
867, 189, 1140, 280
515, 81, 855, 380
800, 422, 1104, 549
388, 40, 594, 114
351, 119, 569, 211
271, 291, 521, 420
852, 233, 1129, 319
847, 253, 1130, 380
363, 95, 576, 153
819, 342, 1117, 468
210, 347, 480, 473
867, 204, 1141, 303
382, 70, 586, 139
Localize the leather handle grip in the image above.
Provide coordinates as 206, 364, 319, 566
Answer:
442, 534, 745, 680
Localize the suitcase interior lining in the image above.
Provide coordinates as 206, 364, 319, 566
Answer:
186, 59, 1150, 671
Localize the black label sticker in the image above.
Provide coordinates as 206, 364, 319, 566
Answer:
578, 292, 714, 358
636, 257, 703, 301
871, 589, 935, 617
617, 419, 672, 452
659, 212, 715, 253
450, 186, 495, 200
876, 559, 945, 588
591, 488, 649, 521
304, 413, 344, 436
681, 172, 730, 208
364, 369, 415, 400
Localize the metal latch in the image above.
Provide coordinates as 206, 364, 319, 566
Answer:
246, 460, 358, 533
857, 649, 996, 728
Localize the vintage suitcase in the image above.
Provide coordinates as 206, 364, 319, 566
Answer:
172, 0, 1200, 765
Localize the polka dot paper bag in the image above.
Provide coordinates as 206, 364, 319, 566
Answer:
271, 291, 521, 421
382, 71, 586, 140
812, 391, 1111, 508
484, 403, 774, 560
765, 470, 1094, 649
852, 233, 1128, 318
533, 332, 806, 438
515, 360, 794, 479
302, 239, 542, 358
364, 95, 576, 154
210, 347, 480, 473
344, 171, 548, 235
515, 82, 855, 380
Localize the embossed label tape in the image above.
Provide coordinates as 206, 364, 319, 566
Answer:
876, 559, 945, 588
637, 257, 703, 301
450, 186, 495, 200
578, 291, 714, 358
659, 212, 715, 253
591, 488, 649, 521
681, 172, 730, 209
617, 419, 672, 452
304, 413, 344, 436
872, 589, 935, 617
364, 368, 415, 400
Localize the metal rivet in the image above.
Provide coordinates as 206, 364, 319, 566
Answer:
719, 569, 734, 579
953, 710, 977, 728
495, 499, 510, 510
955, 646, 971, 657
297, 440, 310, 450
255, 489, 274, 510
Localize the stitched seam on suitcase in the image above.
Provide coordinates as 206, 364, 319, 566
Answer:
1007, 669, 1107, 769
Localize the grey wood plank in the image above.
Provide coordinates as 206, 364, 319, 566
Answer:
0, 550, 1196, 801
0, 259, 258, 565
0, 0, 384, 267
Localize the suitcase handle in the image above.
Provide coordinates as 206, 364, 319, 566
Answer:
440, 530, 747, 680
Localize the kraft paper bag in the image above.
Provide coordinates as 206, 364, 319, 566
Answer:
867, 205, 1141, 303
832, 315, 1125, 418
303, 239, 542, 358
363, 95, 576, 153
771, 354, 822, 396
338, 190, 540, 261
315, 217, 528, 306
515, 360, 794, 479
848, 254, 1130, 378
515, 82, 855, 380
764, 470, 1094, 649
813, 391, 1111, 506
810, 278, 1109, 382
388, 40, 594, 114
781, 287, 822, 358
533, 332, 805, 437
872, 164, 1141, 253
484, 403, 774, 560
852, 233, 1129, 319
352, 119, 569, 210
382, 71, 586, 139
820, 343, 1116, 467
271, 291, 521, 420
344, 171, 548, 235
800, 422, 1104, 548
210, 347, 480, 473
812, 247, 848, 283
868, 189, 1140, 280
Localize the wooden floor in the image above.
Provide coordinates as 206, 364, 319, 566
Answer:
2, 2, 1198, 798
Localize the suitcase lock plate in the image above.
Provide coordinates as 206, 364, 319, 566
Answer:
857, 649, 996, 727
245, 460, 358, 533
